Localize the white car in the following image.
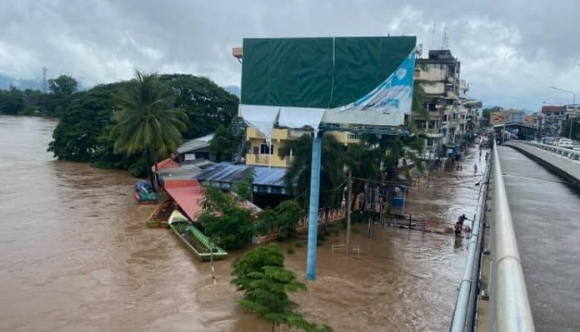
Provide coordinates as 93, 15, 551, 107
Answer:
556, 138, 574, 149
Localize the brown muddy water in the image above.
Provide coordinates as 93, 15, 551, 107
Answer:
0, 116, 486, 331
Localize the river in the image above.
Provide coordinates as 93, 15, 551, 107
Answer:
0, 116, 486, 331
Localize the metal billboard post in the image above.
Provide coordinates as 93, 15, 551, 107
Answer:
306, 133, 323, 281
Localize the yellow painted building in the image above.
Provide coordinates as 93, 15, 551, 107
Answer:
245, 127, 360, 168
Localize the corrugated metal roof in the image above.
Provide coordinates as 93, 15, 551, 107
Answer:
177, 133, 214, 154
195, 163, 249, 183
252, 166, 286, 187
194, 163, 287, 188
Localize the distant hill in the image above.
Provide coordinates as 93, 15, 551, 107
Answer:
224, 85, 240, 98
0, 74, 43, 91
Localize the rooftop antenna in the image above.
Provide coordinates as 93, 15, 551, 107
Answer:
442, 28, 449, 50
430, 24, 436, 50
42, 67, 48, 93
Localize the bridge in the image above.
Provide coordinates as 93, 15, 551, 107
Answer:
450, 140, 580, 332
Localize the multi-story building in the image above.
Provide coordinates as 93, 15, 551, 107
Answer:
244, 127, 360, 168
490, 111, 506, 126
413, 49, 468, 159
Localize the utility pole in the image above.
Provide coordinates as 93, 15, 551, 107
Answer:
42, 67, 48, 93
345, 170, 352, 255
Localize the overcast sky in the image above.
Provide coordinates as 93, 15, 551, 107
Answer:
1, 0, 579, 110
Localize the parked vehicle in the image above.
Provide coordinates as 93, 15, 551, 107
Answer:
556, 138, 574, 149
543, 136, 555, 145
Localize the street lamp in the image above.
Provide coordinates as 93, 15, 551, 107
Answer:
550, 86, 576, 105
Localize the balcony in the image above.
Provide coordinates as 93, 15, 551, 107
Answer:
246, 127, 293, 141
245, 153, 294, 168
424, 128, 444, 138
246, 127, 265, 139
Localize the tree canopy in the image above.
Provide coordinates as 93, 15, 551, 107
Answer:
197, 185, 254, 250
48, 75, 78, 97
111, 71, 188, 188
41, 72, 238, 177
232, 244, 333, 332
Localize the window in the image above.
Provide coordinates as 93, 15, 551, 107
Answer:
260, 143, 274, 155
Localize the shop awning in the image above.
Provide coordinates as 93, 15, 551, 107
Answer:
163, 179, 204, 221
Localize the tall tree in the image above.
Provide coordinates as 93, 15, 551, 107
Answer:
48, 75, 78, 97
159, 74, 239, 139
111, 71, 187, 189
209, 124, 235, 162
0, 86, 25, 115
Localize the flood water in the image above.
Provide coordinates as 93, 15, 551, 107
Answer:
0, 116, 486, 331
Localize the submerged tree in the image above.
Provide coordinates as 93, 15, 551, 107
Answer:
111, 70, 187, 189
197, 185, 254, 250
232, 244, 333, 332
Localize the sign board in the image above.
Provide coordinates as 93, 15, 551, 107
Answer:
240, 36, 417, 137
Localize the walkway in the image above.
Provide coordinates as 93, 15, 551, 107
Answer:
498, 146, 580, 332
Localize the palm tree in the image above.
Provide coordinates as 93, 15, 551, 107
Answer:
111, 70, 188, 190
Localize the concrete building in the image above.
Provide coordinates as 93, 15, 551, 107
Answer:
505, 109, 526, 123
244, 127, 360, 168
413, 49, 470, 159
490, 112, 506, 126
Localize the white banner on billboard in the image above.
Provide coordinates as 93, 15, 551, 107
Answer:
332, 49, 415, 114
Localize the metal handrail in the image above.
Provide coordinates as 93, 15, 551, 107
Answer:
517, 141, 580, 160
450, 157, 490, 332
490, 141, 535, 332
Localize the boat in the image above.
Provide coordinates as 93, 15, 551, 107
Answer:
146, 199, 177, 228
168, 210, 228, 261
134, 180, 158, 204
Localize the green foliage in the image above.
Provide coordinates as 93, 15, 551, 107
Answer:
48, 84, 120, 162
482, 106, 502, 121
255, 199, 304, 240
198, 185, 254, 250
232, 243, 285, 291
158, 74, 239, 139
209, 124, 235, 162
0, 86, 25, 115
287, 248, 296, 255
294, 241, 304, 248
41, 72, 235, 178
0, 76, 78, 117
48, 75, 78, 97
284, 133, 347, 208
111, 71, 188, 188
232, 244, 333, 332
232, 170, 254, 201
112, 71, 187, 156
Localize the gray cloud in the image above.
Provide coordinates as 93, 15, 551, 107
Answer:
1, 0, 579, 110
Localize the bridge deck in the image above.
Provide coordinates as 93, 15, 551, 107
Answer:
499, 146, 580, 332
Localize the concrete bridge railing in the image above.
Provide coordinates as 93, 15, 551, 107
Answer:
450, 141, 536, 332
488, 142, 536, 332
503, 141, 580, 189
